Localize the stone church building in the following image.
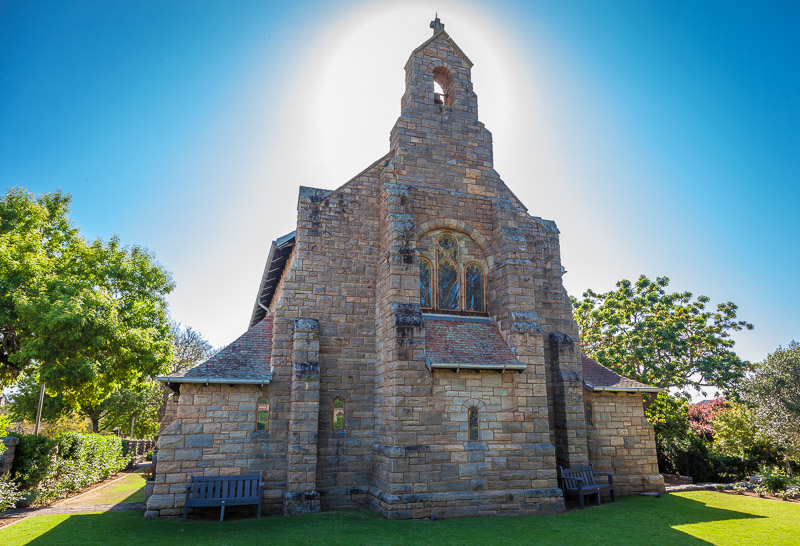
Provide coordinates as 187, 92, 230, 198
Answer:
147, 19, 664, 520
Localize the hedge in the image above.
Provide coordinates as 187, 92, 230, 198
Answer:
9, 432, 128, 505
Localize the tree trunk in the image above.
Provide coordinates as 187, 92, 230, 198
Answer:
90, 416, 100, 433
642, 392, 659, 413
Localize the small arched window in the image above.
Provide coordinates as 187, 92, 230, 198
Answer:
468, 407, 479, 441
464, 263, 485, 312
420, 257, 433, 310
437, 234, 460, 310
585, 402, 593, 428
333, 398, 345, 430
256, 398, 270, 431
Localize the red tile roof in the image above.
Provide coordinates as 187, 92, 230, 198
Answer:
160, 315, 273, 383
581, 354, 662, 392
424, 316, 522, 370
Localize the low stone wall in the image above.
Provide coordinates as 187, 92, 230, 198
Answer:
126, 439, 156, 458
585, 392, 665, 495
1, 436, 20, 475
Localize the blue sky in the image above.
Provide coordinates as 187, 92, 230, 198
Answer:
1, 0, 798, 366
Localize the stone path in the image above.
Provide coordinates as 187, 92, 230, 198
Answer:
665, 483, 730, 493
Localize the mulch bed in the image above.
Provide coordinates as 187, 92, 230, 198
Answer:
0, 516, 23, 529
720, 489, 800, 503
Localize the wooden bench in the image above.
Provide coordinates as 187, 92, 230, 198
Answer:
183, 472, 264, 522
558, 463, 615, 509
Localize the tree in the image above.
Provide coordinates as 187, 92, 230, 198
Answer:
0, 188, 175, 410
711, 402, 760, 459
8, 372, 162, 436
169, 322, 214, 375
572, 275, 753, 408
742, 342, 800, 464
689, 398, 728, 440
155, 323, 215, 424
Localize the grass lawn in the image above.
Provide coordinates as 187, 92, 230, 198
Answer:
2, 491, 799, 545
60, 472, 146, 505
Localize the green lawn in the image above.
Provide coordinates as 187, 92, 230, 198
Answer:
3, 491, 799, 545
60, 472, 146, 505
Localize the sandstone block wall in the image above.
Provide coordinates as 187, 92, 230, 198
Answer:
145, 383, 287, 518
585, 391, 665, 495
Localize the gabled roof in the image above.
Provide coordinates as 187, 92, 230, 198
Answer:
250, 232, 295, 327
158, 316, 274, 385
408, 28, 473, 69
581, 354, 663, 393
425, 315, 524, 371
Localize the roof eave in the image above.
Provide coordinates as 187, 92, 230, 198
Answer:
584, 382, 664, 394
428, 361, 526, 372
157, 376, 272, 386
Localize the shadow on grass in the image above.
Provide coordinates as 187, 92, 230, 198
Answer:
19, 494, 765, 546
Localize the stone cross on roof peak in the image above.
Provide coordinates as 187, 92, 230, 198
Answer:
430, 15, 444, 35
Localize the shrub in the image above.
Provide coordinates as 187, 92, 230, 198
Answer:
710, 454, 749, 482
9, 434, 57, 489
0, 413, 13, 437
9, 433, 127, 505
0, 476, 24, 512
760, 466, 792, 493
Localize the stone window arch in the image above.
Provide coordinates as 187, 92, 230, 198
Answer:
433, 66, 455, 106
464, 262, 485, 312
420, 257, 433, 310
462, 399, 487, 442
436, 233, 460, 310
256, 398, 270, 431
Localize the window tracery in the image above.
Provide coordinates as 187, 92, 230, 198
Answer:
464, 262, 485, 312
437, 234, 460, 311
420, 257, 433, 310
420, 231, 488, 315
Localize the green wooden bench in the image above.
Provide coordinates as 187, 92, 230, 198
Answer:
558, 463, 616, 509
183, 472, 264, 522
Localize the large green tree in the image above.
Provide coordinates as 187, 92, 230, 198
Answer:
572, 275, 752, 408
0, 187, 174, 410
742, 342, 800, 464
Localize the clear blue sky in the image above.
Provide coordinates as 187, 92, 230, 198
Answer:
1, 0, 798, 366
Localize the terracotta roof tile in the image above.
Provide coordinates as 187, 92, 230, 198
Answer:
425, 316, 522, 369
161, 316, 273, 383
581, 354, 661, 392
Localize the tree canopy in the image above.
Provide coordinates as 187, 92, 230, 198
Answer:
742, 342, 800, 463
0, 187, 174, 409
572, 275, 752, 404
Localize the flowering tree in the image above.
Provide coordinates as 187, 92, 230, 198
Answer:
689, 398, 728, 440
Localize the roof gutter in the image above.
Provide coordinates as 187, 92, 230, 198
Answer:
429, 362, 527, 372
156, 376, 272, 386
584, 382, 663, 393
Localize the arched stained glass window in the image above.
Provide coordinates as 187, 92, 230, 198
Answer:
437, 234, 460, 310
333, 398, 345, 430
420, 257, 433, 309
468, 407, 479, 441
256, 398, 269, 431
464, 263, 485, 312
